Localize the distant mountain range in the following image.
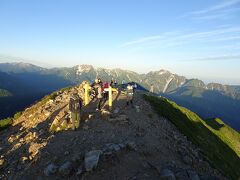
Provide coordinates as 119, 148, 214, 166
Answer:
0, 62, 239, 131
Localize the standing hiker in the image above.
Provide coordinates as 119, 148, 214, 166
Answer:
114, 79, 118, 87
150, 84, 154, 93
103, 81, 110, 101
96, 82, 104, 111
90, 79, 99, 100
69, 89, 82, 130
126, 83, 134, 107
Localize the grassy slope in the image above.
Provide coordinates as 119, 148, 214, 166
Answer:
0, 118, 12, 130
144, 95, 240, 180
204, 118, 240, 157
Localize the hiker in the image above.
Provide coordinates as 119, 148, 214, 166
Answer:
114, 79, 118, 87
110, 78, 114, 87
121, 80, 126, 88
150, 84, 154, 93
103, 81, 110, 101
69, 89, 83, 130
126, 83, 134, 106
96, 81, 104, 111
90, 78, 100, 100
133, 83, 137, 92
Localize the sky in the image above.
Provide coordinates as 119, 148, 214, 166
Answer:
0, 0, 240, 84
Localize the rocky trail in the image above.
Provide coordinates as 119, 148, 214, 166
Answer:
0, 85, 225, 180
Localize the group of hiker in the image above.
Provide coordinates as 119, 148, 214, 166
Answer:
68, 78, 136, 130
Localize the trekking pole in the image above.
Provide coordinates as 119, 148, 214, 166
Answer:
109, 85, 112, 110
84, 83, 89, 105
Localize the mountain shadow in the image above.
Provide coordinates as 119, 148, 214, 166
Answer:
164, 86, 240, 132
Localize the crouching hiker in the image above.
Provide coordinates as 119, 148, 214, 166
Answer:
69, 89, 82, 130
126, 83, 134, 107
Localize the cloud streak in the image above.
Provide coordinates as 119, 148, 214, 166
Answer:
181, 0, 240, 20
191, 0, 240, 15
120, 35, 163, 47
120, 26, 240, 49
188, 54, 240, 61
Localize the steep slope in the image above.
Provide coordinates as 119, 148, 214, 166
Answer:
144, 95, 240, 179
204, 118, 240, 157
165, 86, 240, 131
0, 86, 226, 180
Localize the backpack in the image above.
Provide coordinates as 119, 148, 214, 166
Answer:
127, 85, 134, 94
103, 82, 109, 89
69, 94, 82, 112
97, 84, 103, 98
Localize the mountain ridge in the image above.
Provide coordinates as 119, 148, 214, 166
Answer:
0, 62, 239, 131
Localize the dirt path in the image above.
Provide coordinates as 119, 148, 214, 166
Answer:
0, 88, 224, 180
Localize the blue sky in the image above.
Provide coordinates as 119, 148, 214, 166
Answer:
0, 0, 240, 84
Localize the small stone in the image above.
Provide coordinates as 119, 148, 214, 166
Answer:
135, 106, 140, 112
103, 151, 113, 158
105, 143, 121, 152
64, 151, 70, 156
83, 125, 89, 130
113, 108, 120, 114
76, 165, 84, 176
161, 168, 176, 180
108, 114, 128, 122
0, 159, 5, 168
21, 156, 28, 163
84, 150, 102, 171
44, 163, 58, 176
175, 170, 188, 180
187, 170, 200, 180
118, 143, 126, 149
8, 136, 14, 143
48, 99, 54, 104
71, 153, 83, 163
88, 114, 93, 119
126, 141, 137, 151
182, 155, 193, 165
142, 161, 151, 169
58, 161, 73, 176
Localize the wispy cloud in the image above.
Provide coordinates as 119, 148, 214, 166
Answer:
181, 0, 240, 20
120, 35, 163, 47
188, 54, 240, 61
191, 0, 240, 15
120, 26, 240, 49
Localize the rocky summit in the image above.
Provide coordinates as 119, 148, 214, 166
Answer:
0, 83, 225, 180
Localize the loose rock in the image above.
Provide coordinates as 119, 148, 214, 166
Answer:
182, 155, 193, 165
160, 168, 176, 180
44, 163, 58, 176
58, 161, 73, 176
187, 170, 200, 180
84, 150, 102, 171
126, 141, 137, 151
